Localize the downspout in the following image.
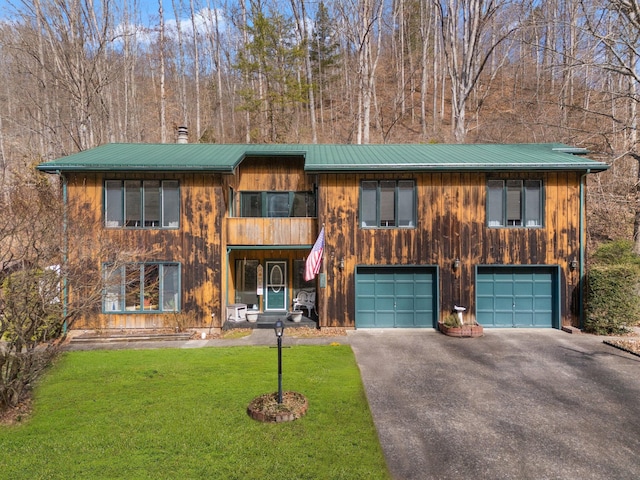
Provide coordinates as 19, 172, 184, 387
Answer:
226, 247, 231, 317
58, 171, 69, 335
579, 169, 590, 329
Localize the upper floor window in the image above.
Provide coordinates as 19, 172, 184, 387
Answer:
103, 262, 180, 313
487, 179, 543, 227
360, 180, 415, 228
239, 191, 316, 218
105, 180, 179, 228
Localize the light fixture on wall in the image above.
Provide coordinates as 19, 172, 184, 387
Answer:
339, 257, 345, 271
453, 258, 461, 271
570, 258, 578, 271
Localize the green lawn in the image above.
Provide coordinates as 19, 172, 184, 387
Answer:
0, 345, 390, 479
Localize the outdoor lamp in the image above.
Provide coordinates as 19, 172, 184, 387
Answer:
453, 258, 461, 270
274, 320, 284, 404
274, 319, 284, 338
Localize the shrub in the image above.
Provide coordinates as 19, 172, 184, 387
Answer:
591, 239, 640, 266
585, 263, 640, 335
441, 313, 461, 328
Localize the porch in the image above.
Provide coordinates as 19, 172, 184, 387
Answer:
223, 312, 317, 331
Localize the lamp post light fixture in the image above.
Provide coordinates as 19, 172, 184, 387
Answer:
274, 320, 285, 404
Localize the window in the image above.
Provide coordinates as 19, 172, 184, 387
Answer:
103, 263, 180, 313
239, 192, 316, 218
360, 180, 415, 228
104, 180, 179, 228
487, 179, 543, 227
235, 259, 260, 309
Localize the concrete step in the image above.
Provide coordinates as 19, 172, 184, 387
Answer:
70, 332, 193, 343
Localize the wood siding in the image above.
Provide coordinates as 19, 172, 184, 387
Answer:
65, 172, 225, 330
318, 171, 582, 328
226, 218, 315, 245
63, 157, 584, 331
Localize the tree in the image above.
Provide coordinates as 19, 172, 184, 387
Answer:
310, 2, 341, 133
235, 6, 308, 142
580, 0, 640, 251
336, 0, 385, 143
0, 163, 148, 412
434, 0, 517, 143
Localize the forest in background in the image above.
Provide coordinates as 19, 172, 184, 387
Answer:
0, 0, 639, 248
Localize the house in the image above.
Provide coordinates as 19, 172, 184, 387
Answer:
37, 142, 609, 331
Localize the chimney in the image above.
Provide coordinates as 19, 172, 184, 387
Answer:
177, 126, 188, 144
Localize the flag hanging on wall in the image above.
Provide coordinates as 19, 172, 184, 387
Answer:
304, 226, 325, 281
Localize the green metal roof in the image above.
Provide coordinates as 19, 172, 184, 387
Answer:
37, 142, 609, 173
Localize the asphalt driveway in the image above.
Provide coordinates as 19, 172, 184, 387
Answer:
348, 329, 640, 480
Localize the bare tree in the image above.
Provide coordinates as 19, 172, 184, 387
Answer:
434, 0, 517, 143
579, 0, 640, 250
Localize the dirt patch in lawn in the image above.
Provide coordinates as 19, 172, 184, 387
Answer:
0, 398, 32, 426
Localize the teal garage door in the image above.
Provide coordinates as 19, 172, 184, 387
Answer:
355, 266, 437, 328
476, 266, 558, 328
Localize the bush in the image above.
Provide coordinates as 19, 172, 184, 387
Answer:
0, 269, 63, 409
441, 313, 461, 328
591, 239, 640, 266
585, 263, 640, 335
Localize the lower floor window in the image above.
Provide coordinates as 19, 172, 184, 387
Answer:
104, 262, 180, 313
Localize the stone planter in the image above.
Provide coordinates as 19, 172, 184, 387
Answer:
246, 312, 259, 323
288, 311, 303, 323
438, 321, 484, 338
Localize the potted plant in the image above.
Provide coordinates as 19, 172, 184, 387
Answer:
438, 312, 483, 338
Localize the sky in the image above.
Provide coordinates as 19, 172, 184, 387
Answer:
0, 0, 190, 25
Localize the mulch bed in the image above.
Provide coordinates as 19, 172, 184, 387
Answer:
0, 398, 32, 426
603, 338, 640, 357
247, 391, 308, 423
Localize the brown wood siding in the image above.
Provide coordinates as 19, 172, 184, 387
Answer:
227, 156, 313, 192
318, 171, 583, 328
65, 172, 224, 330
226, 218, 316, 245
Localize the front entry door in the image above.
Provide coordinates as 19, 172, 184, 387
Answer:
265, 261, 287, 311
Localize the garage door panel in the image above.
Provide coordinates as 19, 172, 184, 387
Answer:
395, 297, 415, 311
534, 296, 552, 310
376, 296, 395, 311
358, 282, 376, 296
495, 297, 514, 311
514, 282, 534, 296
356, 267, 436, 328
493, 312, 514, 326
414, 297, 432, 311
515, 298, 533, 312
477, 267, 557, 328
395, 312, 417, 327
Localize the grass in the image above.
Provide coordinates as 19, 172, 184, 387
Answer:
0, 345, 390, 479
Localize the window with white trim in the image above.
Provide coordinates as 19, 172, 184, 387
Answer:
103, 263, 180, 313
105, 180, 179, 228
487, 179, 543, 227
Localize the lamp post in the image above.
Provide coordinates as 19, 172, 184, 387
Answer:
273, 320, 284, 404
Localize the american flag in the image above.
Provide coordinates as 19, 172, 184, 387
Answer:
304, 226, 325, 281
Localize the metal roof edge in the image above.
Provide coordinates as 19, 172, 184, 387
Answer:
36, 165, 236, 173
305, 163, 610, 173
